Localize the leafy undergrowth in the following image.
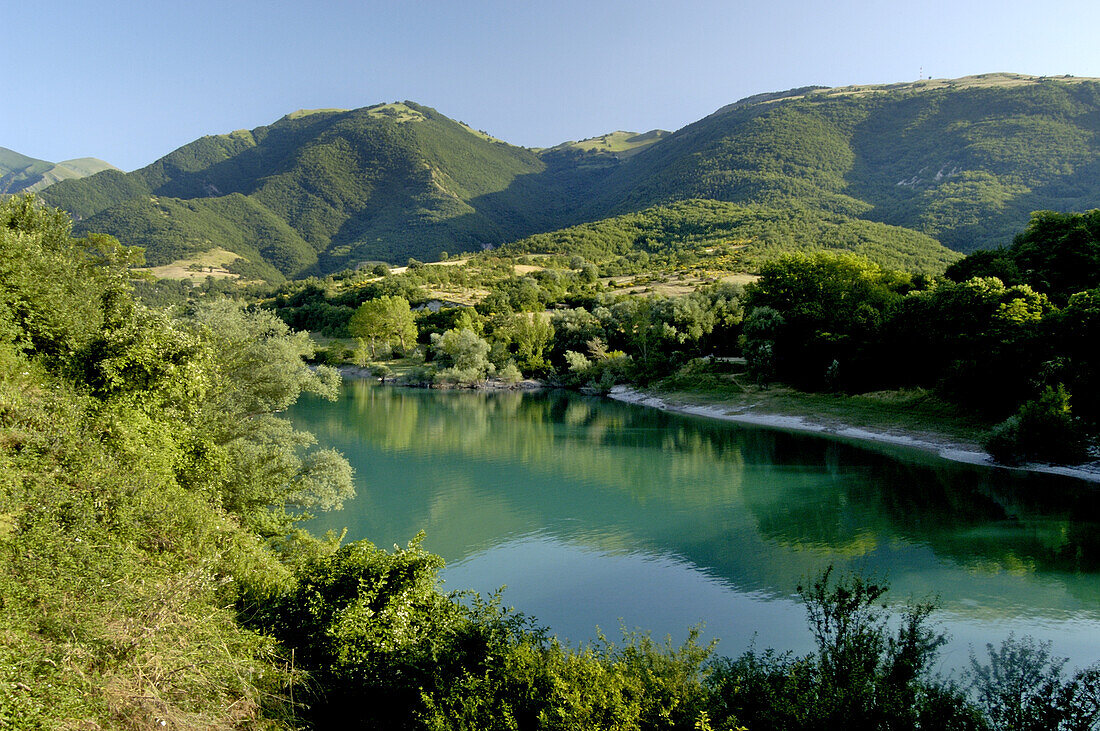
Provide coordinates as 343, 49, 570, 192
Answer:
0, 366, 294, 729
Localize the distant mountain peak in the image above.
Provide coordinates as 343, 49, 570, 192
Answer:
0, 147, 117, 194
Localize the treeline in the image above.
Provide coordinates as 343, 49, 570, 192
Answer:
740, 210, 1100, 463
267, 208, 1098, 464
267, 254, 743, 386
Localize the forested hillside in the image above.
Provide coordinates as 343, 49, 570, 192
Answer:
43, 103, 565, 276
39, 74, 1100, 280
589, 74, 1100, 252
501, 198, 960, 276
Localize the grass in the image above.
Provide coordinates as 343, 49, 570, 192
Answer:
543, 129, 670, 158
603, 270, 758, 297
285, 108, 349, 120
365, 102, 428, 123
756, 72, 1100, 107
138, 247, 244, 281
457, 122, 506, 144
650, 379, 993, 449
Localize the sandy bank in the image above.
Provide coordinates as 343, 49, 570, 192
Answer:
608, 386, 1100, 484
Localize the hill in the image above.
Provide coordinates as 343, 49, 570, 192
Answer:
501, 198, 960, 276
590, 73, 1100, 252
43, 102, 580, 278
0, 147, 116, 194
40, 74, 1100, 279
539, 129, 670, 159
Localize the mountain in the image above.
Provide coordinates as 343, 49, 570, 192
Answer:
41, 74, 1100, 280
43, 102, 586, 278
586, 73, 1100, 252
0, 147, 117, 194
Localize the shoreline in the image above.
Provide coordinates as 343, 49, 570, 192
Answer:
336, 364, 545, 391
607, 386, 1100, 484
333, 366, 1100, 484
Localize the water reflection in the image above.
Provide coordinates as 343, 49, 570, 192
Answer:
290, 383, 1100, 661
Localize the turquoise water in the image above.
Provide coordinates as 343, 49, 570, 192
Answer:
288, 383, 1100, 668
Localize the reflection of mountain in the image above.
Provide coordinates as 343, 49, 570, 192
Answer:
289, 385, 1100, 615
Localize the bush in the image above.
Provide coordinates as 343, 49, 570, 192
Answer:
984, 385, 1089, 465
498, 360, 523, 385
705, 567, 983, 730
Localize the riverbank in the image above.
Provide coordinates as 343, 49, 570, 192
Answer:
608, 385, 1100, 484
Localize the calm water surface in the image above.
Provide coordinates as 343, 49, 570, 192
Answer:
288, 383, 1100, 669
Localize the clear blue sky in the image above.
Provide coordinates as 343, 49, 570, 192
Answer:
7, 0, 1100, 171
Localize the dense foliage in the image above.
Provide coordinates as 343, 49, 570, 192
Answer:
737, 225, 1100, 461
946, 209, 1100, 303
5, 195, 1100, 728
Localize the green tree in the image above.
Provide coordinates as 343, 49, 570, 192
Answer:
184, 300, 351, 536
743, 252, 909, 388
491, 312, 556, 375
984, 384, 1089, 466
432, 327, 493, 385
349, 295, 417, 357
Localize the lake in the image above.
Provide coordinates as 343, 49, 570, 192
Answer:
288, 382, 1100, 670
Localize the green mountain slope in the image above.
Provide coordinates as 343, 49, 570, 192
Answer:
591, 73, 1100, 252
44, 103, 563, 276
502, 198, 961, 275
0, 147, 117, 194
40, 74, 1100, 279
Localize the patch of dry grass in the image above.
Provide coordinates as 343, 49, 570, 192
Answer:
138, 248, 243, 282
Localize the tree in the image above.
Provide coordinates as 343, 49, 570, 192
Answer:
431, 327, 493, 385
744, 252, 909, 389
348, 295, 417, 357
491, 312, 555, 375
984, 384, 1089, 466
0, 195, 142, 364
182, 300, 352, 536
946, 210, 1100, 305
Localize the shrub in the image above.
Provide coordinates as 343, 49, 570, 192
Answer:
984, 385, 1089, 465
706, 567, 982, 730
498, 360, 523, 385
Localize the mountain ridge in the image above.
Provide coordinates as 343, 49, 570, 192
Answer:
0, 147, 117, 194
39, 73, 1100, 279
